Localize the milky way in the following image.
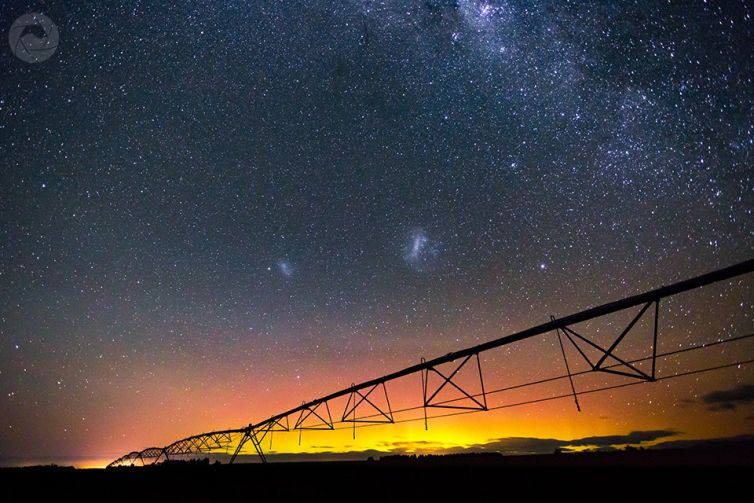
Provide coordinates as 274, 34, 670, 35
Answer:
0, 1, 752, 464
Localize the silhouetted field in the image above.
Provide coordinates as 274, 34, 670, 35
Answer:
3, 445, 752, 502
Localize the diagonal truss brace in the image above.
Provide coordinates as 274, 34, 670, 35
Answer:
421, 353, 488, 428
140, 447, 168, 465
342, 382, 394, 439
162, 432, 234, 459
255, 416, 290, 450
294, 401, 334, 430
560, 300, 660, 382
552, 315, 581, 412
195, 432, 232, 452
341, 382, 394, 424
293, 401, 335, 447
230, 428, 266, 464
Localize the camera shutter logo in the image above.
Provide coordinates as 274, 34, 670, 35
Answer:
9, 13, 59, 63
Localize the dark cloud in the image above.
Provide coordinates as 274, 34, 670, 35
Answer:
652, 435, 754, 450
702, 384, 754, 411
569, 430, 678, 447
463, 437, 566, 456
463, 430, 679, 455
383, 440, 446, 453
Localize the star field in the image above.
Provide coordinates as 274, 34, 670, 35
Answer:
0, 1, 752, 464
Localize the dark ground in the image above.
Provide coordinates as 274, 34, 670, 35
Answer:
2, 446, 752, 502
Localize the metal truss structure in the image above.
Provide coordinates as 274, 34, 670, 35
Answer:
108, 259, 754, 468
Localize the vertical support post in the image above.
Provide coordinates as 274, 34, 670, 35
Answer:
352, 386, 357, 439
420, 358, 428, 430
475, 353, 488, 410
552, 315, 581, 412
249, 430, 267, 464
230, 428, 267, 464
229, 430, 249, 464
382, 382, 393, 419
652, 299, 660, 381
324, 401, 333, 426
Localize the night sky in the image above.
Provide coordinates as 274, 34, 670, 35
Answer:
1, 1, 752, 467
